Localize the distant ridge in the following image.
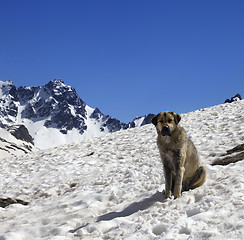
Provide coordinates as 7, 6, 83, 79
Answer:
225, 94, 242, 103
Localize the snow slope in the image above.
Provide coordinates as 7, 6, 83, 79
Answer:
0, 100, 244, 239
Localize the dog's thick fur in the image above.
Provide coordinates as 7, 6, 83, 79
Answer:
152, 111, 206, 199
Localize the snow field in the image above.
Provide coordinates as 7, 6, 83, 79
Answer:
0, 100, 244, 239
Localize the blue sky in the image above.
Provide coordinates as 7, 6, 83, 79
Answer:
0, 0, 243, 123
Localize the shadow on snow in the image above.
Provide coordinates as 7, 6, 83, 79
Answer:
97, 191, 164, 222
69, 191, 164, 233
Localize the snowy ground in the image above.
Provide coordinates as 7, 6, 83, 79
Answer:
0, 100, 244, 240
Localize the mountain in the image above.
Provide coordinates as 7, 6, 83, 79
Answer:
0, 100, 244, 239
128, 113, 155, 128
225, 93, 242, 103
0, 79, 153, 149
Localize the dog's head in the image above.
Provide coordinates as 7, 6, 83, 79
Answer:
152, 111, 181, 136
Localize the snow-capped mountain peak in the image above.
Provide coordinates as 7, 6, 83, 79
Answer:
0, 79, 153, 149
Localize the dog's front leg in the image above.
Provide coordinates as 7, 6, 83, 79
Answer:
174, 150, 186, 198
163, 164, 172, 198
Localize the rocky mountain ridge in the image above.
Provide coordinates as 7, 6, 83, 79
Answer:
225, 93, 242, 103
0, 79, 153, 149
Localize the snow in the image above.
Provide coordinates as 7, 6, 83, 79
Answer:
82, 105, 110, 139
0, 100, 244, 239
133, 116, 145, 127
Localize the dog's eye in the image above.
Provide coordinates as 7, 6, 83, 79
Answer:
168, 119, 173, 123
159, 120, 164, 123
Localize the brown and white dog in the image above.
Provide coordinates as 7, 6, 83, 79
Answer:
152, 111, 206, 199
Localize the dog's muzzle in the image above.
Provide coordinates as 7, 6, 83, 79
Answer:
161, 125, 171, 136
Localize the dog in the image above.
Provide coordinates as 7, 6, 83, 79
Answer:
152, 111, 206, 199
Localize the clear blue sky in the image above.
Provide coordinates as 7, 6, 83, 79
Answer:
1, 0, 243, 123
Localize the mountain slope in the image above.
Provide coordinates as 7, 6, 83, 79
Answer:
0, 79, 153, 149
0, 126, 36, 159
0, 100, 243, 239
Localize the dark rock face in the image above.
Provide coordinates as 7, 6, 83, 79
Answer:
141, 114, 154, 126
90, 108, 102, 120
225, 94, 242, 103
6, 125, 34, 145
102, 117, 128, 132
17, 86, 36, 102
211, 143, 244, 166
9, 85, 19, 101
0, 198, 29, 208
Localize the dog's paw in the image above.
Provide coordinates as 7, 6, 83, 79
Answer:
174, 193, 181, 199
164, 190, 171, 199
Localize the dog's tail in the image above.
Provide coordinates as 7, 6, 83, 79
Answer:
190, 166, 206, 190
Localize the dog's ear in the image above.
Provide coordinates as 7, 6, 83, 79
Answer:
171, 112, 181, 124
151, 114, 159, 126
